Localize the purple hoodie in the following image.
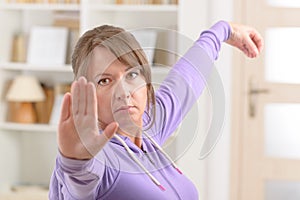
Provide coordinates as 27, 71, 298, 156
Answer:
49, 21, 231, 200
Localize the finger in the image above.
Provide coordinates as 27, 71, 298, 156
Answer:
244, 35, 259, 57
251, 30, 264, 53
59, 92, 71, 122
86, 82, 97, 116
78, 77, 88, 115
241, 44, 252, 58
71, 80, 80, 115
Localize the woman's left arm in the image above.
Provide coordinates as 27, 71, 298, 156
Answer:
150, 21, 263, 144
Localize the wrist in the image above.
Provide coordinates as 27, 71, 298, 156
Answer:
58, 150, 94, 173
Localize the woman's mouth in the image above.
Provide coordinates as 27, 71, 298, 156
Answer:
114, 105, 137, 113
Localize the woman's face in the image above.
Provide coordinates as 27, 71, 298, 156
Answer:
87, 46, 148, 135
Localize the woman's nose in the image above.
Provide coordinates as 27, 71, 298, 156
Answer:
115, 81, 130, 100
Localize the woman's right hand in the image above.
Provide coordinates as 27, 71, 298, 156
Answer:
226, 22, 264, 58
57, 77, 119, 160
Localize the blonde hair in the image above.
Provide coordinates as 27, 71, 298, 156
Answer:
71, 25, 155, 126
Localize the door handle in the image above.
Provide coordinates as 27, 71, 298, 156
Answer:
249, 88, 269, 95
248, 79, 269, 117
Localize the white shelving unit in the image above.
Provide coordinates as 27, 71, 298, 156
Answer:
0, 0, 179, 195
0, 62, 73, 72
0, 3, 80, 10
0, 122, 58, 132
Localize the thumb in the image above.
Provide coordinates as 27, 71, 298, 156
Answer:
103, 122, 119, 139
59, 92, 72, 122
79, 122, 119, 159
93, 122, 119, 153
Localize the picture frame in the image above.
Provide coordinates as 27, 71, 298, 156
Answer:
27, 26, 68, 66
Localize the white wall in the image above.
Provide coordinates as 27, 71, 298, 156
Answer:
206, 1, 233, 200
177, 1, 208, 200
177, 1, 233, 200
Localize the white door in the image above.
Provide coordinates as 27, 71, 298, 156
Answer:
231, 0, 300, 200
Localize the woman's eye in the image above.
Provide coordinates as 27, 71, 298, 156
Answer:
126, 70, 140, 80
127, 72, 138, 80
98, 78, 111, 86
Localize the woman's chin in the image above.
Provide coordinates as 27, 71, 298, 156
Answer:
118, 120, 141, 135
116, 118, 142, 137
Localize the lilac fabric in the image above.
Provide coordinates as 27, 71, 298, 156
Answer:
49, 20, 231, 200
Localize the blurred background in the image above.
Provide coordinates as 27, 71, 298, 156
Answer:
0, 0, 299, 199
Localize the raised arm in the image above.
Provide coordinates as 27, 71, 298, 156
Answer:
150, 21, 263, 144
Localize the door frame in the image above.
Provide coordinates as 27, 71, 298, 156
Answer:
230, 0, 252, 199
230, 0, 300, 199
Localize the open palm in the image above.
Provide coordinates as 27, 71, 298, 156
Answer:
57, 77, 118, 160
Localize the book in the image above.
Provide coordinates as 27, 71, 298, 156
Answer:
11, 33, 26, 63
49, 83, 71, 125
52, 11, 80, 64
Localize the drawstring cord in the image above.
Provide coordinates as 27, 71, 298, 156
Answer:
143, 131, 183, 175
113, 132, 182, 191
113, 134, 165, 191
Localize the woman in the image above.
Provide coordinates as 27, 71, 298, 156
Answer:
49, 21, 263, 199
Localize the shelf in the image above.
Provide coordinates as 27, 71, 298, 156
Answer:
0, 122, 57, 132
0, 62, 170, 74
0, 3, 80, 11
0, 62, 73, 72
0, 3, 177, 12
87, 4, 178, 12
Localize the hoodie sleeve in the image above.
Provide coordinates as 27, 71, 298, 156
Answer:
49, 152, 104, 200
151, 20, 231, 144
